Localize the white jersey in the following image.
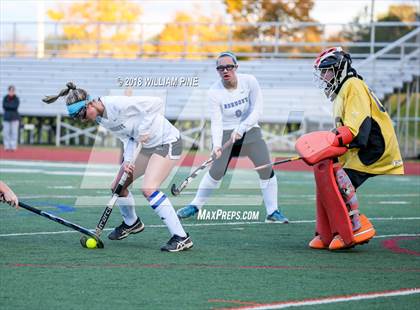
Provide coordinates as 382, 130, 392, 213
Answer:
208, 73, 262, 148
96, 96, 179, 161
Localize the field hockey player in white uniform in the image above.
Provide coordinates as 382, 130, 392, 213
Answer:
43, 82, 193, 252
177, 52, 288, 223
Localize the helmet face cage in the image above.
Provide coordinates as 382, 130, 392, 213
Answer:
313, 60, 344, 99
313, 47, 348, 100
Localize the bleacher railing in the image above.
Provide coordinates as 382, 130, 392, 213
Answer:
1, 21, 419, 59
1, 21, 418, 156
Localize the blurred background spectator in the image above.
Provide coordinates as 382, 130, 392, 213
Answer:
2, 85, 20, 151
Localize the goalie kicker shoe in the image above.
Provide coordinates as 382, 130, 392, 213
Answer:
161, 233, 193, 252
328, 214, 375, 250
309, 235, 328, 249
353, 214, 376, 245
108, 217, 145, 240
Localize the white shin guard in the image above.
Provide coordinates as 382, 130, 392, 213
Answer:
116, 191, 138, 226
259, 175, 279, 215
190, 171, 221, 209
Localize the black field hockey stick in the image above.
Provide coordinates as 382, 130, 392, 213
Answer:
171, 139, 234, 196
18, 201, 104, 248
92, 142, 143, 238
254, 155, 302, 171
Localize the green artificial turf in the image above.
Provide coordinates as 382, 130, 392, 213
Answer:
0, 161, 419, 309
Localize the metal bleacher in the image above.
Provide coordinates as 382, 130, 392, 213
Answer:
0, 29, 418, 150
0, 57, 332, 148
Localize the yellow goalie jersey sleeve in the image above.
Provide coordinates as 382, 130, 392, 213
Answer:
333, 77, 404, 175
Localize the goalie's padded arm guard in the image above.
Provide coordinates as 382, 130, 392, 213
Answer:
295, 131, 348, 165
332, 126, 353, 147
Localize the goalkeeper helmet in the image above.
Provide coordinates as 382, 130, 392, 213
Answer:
313, 47, 352, 100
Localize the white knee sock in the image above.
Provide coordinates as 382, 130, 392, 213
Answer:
259, 175, 279, 215
148, 191, 187, 237
190, 172, 221, 209
116, 191, 138, 226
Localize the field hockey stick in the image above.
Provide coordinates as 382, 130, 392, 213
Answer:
171, 139, 234, 196
93, 142, 143, 238
18, 201, 104, 248
254, 155, 302, 171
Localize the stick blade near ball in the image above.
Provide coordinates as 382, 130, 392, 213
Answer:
94, 236, 104, 248
80, 235, 104, 249
171, 184, 180, 196
80, 235, 88, 248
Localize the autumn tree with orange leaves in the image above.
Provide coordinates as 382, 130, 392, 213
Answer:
47, 0, 142, 58
152, 11, 231, 59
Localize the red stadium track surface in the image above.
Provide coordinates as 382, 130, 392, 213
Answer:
1, 146, 419, 175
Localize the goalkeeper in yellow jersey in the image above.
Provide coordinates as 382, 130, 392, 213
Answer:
310, 47, 404, 249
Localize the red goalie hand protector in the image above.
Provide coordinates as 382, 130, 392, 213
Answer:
295, 131, 348, 165
332, 126, 353, 147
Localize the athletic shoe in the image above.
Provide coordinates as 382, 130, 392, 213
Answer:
161, 233, 193, 252
177, 205, 199, 219
309, 235, 328, 249
108, 217, 145, 240
265, 210, 289, 223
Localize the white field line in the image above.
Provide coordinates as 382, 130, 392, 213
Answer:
0, 168, 115, 177
374, 233, 420, 238
0, 220, 419, 238
12, 192, 419, 199
47, 186, 77, 189
1, 165, 418, 198
7, 195, 263, 206
3, 159, 418, 177
369, 217, 420, 220
2, 161, 419, 181
3, 166, 418, 189
1, 160, 118, 170
2, 201, 414, 208
226, 288, 420, 310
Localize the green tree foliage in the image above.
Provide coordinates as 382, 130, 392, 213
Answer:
341, 4, 418, 54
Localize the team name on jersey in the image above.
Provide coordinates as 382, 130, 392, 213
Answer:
224, 97, 248, 109
109, 124, 126, 131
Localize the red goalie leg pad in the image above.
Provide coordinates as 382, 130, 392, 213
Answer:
313, 159, 355, 247
314, 184, 334, 246
295, 131, 348, 165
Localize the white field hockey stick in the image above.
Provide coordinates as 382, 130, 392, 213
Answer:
93, 142, 143, 237
171, 139, 234, 196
